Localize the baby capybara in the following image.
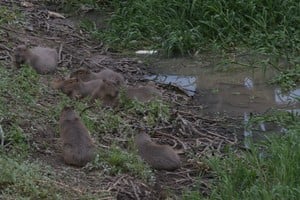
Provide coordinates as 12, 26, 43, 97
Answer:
14, 45, 58, 74
135, 132, 181, 171
52, 77, 119, 106
59, 106, 96, 167
70, 68, 125, 86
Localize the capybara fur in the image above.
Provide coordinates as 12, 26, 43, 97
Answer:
59, 106, 95, 167
70, 68, 125, 86
135, 132, 181, 171
52, 77, 119, 106
14, 45, 58, 74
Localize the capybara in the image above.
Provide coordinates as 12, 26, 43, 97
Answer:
13, 45, 58, 74
70, 68, 125, 86
59, 106, 96, 167
52, 77, 119, 106
135, 132, 181, 171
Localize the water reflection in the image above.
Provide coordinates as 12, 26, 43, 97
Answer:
274, 88, 300, 105
145, 71, 299, 115
243, 112, 253, 149
244, 77, 254, 90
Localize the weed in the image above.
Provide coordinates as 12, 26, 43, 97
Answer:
79, 18, 103, 41
270, 65, 300, 92
205, 108, 300, 200
182, 190, 202, 200
247, 109, 299, 129
87, 145, 154, 181
4, 124, 29, 155
0, 155, 109, 199
0, 6, 23, 26
120, 92, 170, 127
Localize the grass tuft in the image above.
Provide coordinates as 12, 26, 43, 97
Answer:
206, 111, 300, 200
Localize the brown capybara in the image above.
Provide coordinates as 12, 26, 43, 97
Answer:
59, 106, 96, 167
89, 79, 120, 106
124, 83, 162, 103
135, 132, 181, 171
13, 45, 58, 74
52, 77, 119, 106
51, 77, 103, 98
51, 77, 78, 97
70, 68, 125, 86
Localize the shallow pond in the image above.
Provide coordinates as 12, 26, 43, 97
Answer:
142, 54, 300, 116
141, 53, 299, 147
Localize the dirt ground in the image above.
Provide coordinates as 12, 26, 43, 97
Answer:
0, 1, 241, 199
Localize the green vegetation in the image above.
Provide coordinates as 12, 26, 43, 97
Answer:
270, 65, 300, 92
209, 116, 300, 199
88, 145, 154, 180
104, 0, 299, 56
184, 109, 300, 199
0, 156, 102, 199
0, 6, 23, 26
120, 91, 170, 127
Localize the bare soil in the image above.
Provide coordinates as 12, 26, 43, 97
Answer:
0, 1, 241, 199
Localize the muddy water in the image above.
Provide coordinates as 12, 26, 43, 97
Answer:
143, 56, 300, 116
142, 55, 299, 146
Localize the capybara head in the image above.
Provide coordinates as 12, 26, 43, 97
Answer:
60, 106, 76, 121
135, 132, 152, 145
62, 78, 79, 95
101, 79, 119, 98
14, 45, 30, 66
51, 77, 80, 96
69, 68, 91, 81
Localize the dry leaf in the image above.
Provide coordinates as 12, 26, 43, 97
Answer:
47, 11, 66, 19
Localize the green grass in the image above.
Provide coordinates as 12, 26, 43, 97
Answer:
87, 145, 154, 180
184, 109, 300, 200
208, 126, 300, 199
0, 155, 112, 199
0, 6, 23, 26
270, 65, 300, 92
102, 0, 300, 57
